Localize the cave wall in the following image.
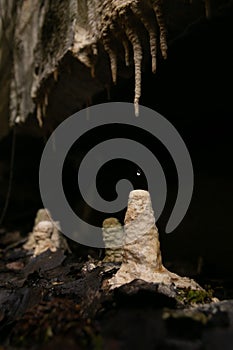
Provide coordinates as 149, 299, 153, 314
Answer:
2, 0, 230, 139
0, 0, 17, 139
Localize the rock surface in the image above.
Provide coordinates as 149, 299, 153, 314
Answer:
0, 222, 232, 349
2, 0, 229, 139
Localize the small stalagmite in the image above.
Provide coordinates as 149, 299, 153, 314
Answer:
108, 190, 202, 290
102, 217, 124, 263
23, 209, 70, 257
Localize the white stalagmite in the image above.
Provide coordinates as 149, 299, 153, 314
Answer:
23, 209, 70, 257
109, 190, 202, 290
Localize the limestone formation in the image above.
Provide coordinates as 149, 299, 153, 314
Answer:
1, 0, 222, 137
102, 217, 123, 263
109, 190, 202, 291
5, 0, 168, 127
23, 208, 70, 257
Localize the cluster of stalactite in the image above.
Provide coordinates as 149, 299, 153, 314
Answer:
8, 0, 214, 128
86, 0, 167, 115
34, 0, 216, 124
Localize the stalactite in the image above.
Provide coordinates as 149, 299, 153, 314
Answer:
90, 65, 95, 78
91, 43, 98, 56
36, 103, 43, 127
102, 36, 118, 84
99, 1, 119, 84
122, 37, 130, 67
80, 0, 168, 115
93, 0, 168, 115
152, 0, 167, 59
124, 22, 142, 116
10, 0, 222, 129
205, 0, 212, 19
42, 100, 46, 118
131, 2, 158, 73
53, 68, 58, 82
44, 91, 48, 106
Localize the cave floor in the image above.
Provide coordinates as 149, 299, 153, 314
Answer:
1, 227, 233, 350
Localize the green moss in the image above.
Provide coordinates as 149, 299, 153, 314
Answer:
177, 287, 213, 304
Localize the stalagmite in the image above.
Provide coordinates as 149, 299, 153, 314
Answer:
102, 217, 124, 263
23, 209, 70, 257
108, 190, 202, 291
